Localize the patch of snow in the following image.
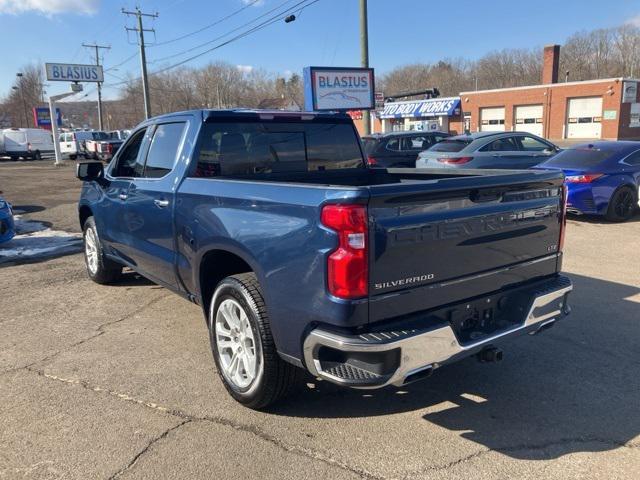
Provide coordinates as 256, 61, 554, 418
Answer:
13, 216, 49, 234
0, 216, 82, 264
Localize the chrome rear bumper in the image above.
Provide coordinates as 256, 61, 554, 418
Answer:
303, 276, 572, 388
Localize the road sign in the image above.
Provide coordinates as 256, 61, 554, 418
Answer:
303, 67, 375, 111
45, 63, 104, 83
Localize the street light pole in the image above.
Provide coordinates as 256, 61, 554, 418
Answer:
359, 0, 371, 135
16, 73, 29, 128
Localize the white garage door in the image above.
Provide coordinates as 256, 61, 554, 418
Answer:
480, 107, 505, 132
566, 97, 602, 139
514, 104, 544, 137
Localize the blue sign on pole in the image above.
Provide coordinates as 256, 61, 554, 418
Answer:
32, 107, 61, 128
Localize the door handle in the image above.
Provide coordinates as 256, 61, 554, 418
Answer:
154, 199, 170, 208
118, 193, 128, 200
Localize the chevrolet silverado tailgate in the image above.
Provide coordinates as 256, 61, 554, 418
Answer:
367, 169, 565, 323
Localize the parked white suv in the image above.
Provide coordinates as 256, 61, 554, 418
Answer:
60, 131, 113, 160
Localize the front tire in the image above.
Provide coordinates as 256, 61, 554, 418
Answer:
605, 186, 636, 222
209, 273, 299, 409
83, 217, 122, 284
33, 150, 42, 160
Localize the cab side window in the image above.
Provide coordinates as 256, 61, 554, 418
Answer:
111, 128, 147, 178
143, 123, 187, 178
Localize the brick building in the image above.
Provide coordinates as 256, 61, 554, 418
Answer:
354, 44, 640, 141
458, 45, 640, 141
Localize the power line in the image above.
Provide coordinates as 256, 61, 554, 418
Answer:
153, 0, 321, 75
103, 0, 320, 89
150, 0, 298, 64
151, 0, 262, 47
104, 52, 138, 72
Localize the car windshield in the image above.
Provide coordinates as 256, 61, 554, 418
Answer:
427, 139, 471, 153
91, 132, 109, 141
539, 148, 616, 169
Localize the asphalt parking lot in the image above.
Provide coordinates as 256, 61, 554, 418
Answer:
1, 160, 639, 480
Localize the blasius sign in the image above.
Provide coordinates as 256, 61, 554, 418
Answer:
45, 63, 104, 83
303, 67, 375, 111
379, 98, 461, 119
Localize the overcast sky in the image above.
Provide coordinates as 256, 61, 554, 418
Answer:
1, 0, 639, 101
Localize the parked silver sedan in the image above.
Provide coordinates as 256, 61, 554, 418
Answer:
416, 131, 559, 169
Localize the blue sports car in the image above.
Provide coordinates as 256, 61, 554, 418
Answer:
537, 141, 640, 222
0, 195, 15, 244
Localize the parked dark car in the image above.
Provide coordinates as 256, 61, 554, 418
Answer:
536, 141, 640, 222
417, 131, 559, 169
0, 194, 15, 244
362, 130, 450, 168
77, 109, 572, 409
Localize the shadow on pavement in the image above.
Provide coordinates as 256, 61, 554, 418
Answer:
269, 273, 640, 460
112, 270, 158, 287
10, 204, 46, 215
567, 212, 640, 224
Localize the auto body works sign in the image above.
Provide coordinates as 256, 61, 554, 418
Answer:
45, 63, 104, 82
303, 67, 375, 111
379, 98, 461, 118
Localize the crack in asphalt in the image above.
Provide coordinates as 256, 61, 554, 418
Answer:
20, 366, 640, 479
403, 436, 639, 478
107, 419, 192, 480
0, 294, 169, 376
26, 368, 386, 480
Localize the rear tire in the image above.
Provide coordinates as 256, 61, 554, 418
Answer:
605, 186, 636, 222
83, 217, 122, 284
209, 273, 300, 409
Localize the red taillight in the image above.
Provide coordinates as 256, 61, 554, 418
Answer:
559, 185, 568, 251
107, 143, 113, 154
564, 174, 603, 183
366, 155, 378, 166
437, 156, 473, 164
321, 204, 368, 299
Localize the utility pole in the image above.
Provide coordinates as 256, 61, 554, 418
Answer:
83, 43, 110, 130
123, 7, 158, 120
359, 0, 370, 135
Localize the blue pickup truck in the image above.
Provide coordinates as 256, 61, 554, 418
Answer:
77, 109, 572, 409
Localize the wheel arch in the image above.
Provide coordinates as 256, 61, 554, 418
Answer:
79, 204, 93, 229
198, 248, 256, 318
